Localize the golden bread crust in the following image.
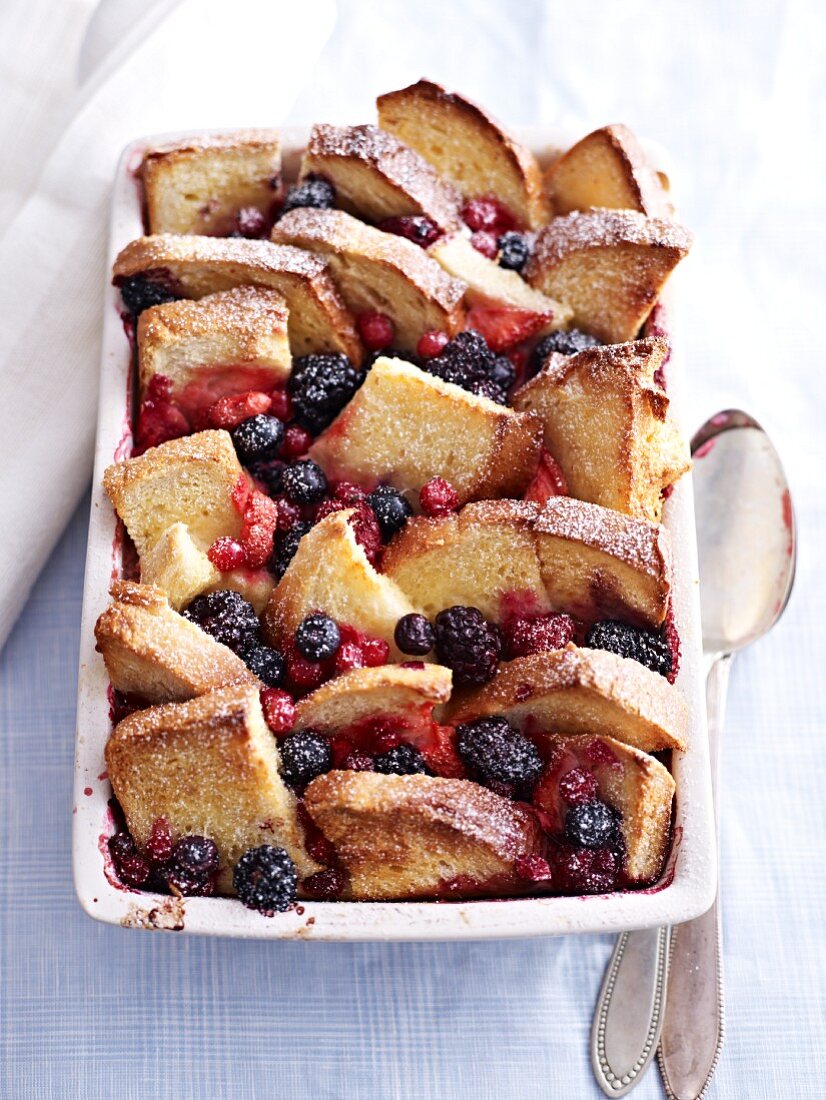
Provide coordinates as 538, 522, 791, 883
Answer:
301, 123, 463, 231
525, 209, 691, 343
294, 664, 452, 732
95, 581, 257, 703
513, 338, 691, 523
113, 235, 363, 362
304, 771, 544, 899
447, 648, 688, 754
308, 356, 542, 504
377, 79, 550, 229
272, 207, 466, 348
105, 684, 319, 891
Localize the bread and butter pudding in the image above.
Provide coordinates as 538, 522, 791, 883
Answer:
97, 80, 692, 913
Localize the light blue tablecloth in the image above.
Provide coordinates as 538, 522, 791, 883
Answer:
2, 1, 825, 1096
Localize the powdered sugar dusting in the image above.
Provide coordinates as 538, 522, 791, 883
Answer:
529, 209, 692, 271
114, 235, 329, 282
534, 497, 668, 575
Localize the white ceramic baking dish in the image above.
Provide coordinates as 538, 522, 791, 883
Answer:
73, 126, 716, 939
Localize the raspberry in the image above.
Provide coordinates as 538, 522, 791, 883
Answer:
553, 845, 619, 894
280, 423, 313, 459
530, 328, 601, 375
260, 687, 296, 735
360, 636, 390, 667
207, 391, 271, 430
231, 414, 284, 464
565, 800, 620, 849
302, 868, 347, 900
583, 738, 621, 769
378, 214, 441, 247
280, 176, 336, 216
146, 817, 174, 863
470, 230, 498, 258
116, 852, 151, 887
419, 477, 459, 517
240, 490, 279, 568
434, 605, 501, 685
281, 460, 328, 504
416, 330, 450, 359
497, 231, 530, 271
456, 716, 543, 798
183, 590, 260, 653
334, 641, 366, 674
295, 613, 341, 661
268, 388, 292, 420
118, 273, 177, 317
343, 751, 374, 771
234, 206, 267, 238
134, 375, 189, 452
288, 353, 362, 435
333, 481, 366, 503
279, 730, 333, 787
275, 497, 302, 531
356, 311, 395, 351
286, 649, 327, 691
584, 620, 673, 678
663, 605, 681, 684
558, 767, 599, 806
233, 845, 297, 912
374, 744, 430, 776
368, 485, 412, 540
503, 613, 576, 659
208, 536, 247, 572
394, 613, 435, 656
516, 854, 554, 883
346, 500, 382, 564
244, 645, 286, 687
461, 197, 515, 233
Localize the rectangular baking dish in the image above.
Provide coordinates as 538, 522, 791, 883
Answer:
73, 126, 717, 939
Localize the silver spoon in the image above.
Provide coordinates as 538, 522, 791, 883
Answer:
591, 410, 796, 1099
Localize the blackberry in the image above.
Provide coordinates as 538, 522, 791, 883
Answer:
456, 716, 543, 798
394, 613, 435, 656
233, 845, 297, 912
281, 460, 327, 504
279, 730, 333, 788
295, 613, 341, 661
368, 485, 413, 540
280, 176, 336, 216
374, 744, 429, 775
271, 520, 311, 578
288, 353, 362, 434
530, 328, 601, 374
183, 590, 260, 654
433, 605, 502, 686
248, 458, 284, 496
585, 620, 673, 678
243, 644, 286, 687
424, 330, 495, 391
497, 231, 530, 272
564, 800, 619, 850
488, 355, 516, 392
231, 414, 284, 465
119, 274, 177, 317
469, 378, 507, 404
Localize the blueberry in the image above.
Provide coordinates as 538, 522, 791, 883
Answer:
243, 645, 286, 687
368, 485, 413, 540
281, 460, 327, 504
394, 613, 435, 656
455, 716, 543, 798
231, 415, 284, 465
280, 176, 336, 216
279, 730, 333, 788
374, 744, 430, 776
497, 231, 530, 272
295, 613, 341, 661
564, 800, 619, 850
233, 845, 297, 912
584, 620, 673, 678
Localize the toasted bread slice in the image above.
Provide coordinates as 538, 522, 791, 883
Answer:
377, 79, 550, 229
513, 338, 691, 523
294, 664, 452, 735
113, 235, 363, 362
429, 233, 570, 326
106, 684, 319, 892
139, 522, 220, 610
309, 356, 542, 504
536, 734, 675, 883
304, 771, 544, 899
300, 123, 462, 231
103, 430, 244, 559
382, 500, 550, 623
533, 497, 671, 627
545, 124, 669, 217
137, 287, 291, 412
448, 648, 688, 754
524, 210, 692, 343
95, 581, 257, 703
141, 130, 282, 236
261, 510, 418, 659
272, 208, 466, 349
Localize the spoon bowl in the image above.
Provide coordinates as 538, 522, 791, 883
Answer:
691, 410, 796, 655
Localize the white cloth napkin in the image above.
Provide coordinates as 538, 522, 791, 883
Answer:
0, 0, 336, 649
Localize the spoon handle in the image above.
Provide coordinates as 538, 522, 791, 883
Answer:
657, 654, 729, 1099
